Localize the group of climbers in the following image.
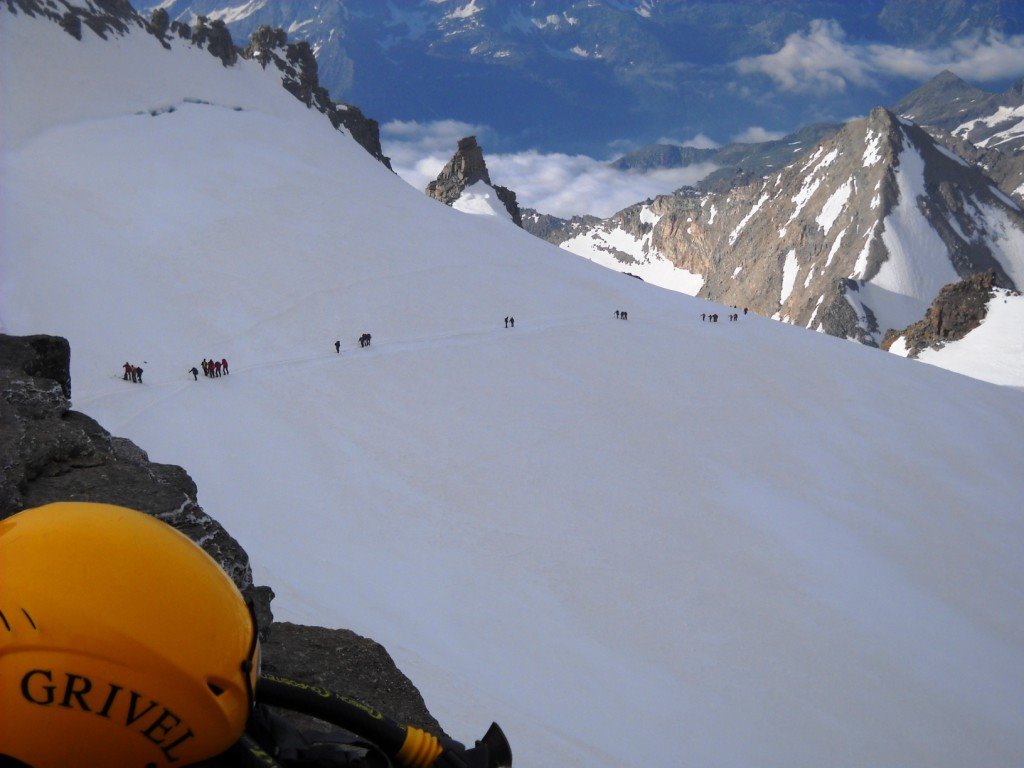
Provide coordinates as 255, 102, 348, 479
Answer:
122, 361, 144, 383
186, 358, 229, 381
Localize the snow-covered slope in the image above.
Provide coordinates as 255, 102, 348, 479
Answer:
3, 9, 1024, 768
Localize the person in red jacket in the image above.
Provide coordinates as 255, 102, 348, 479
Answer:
221, 358, 229, 375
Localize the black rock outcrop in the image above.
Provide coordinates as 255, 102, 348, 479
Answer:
192, 14, 238, 66
426, 136, 522, 226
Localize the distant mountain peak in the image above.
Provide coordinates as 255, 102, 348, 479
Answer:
932, 69, 968, 86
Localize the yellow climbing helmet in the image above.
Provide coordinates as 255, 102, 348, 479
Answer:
0, 501, 259, 767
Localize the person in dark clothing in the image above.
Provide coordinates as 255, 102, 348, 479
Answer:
135, 366, 143, 383
509, 317, 514, 328
505, 316, 509, 328
189, 366, 199, 381
615, 310, 620, 319
335, 340, 340, 353
701, 313, 706, 321
621, 311, 627, 320
213, 360, 221, 377
201, 359, 209, 377
744, 307, 748, 315
221, 358, 229, 375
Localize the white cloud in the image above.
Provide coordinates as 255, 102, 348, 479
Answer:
382, 120, 718, 219
735, 20, 871, 92
486, 151, 717, 218
732, 126, 786, 143
736, 19, 1024, 92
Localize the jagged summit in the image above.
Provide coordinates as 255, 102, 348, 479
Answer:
426, 136, 523, 227
428, 136, 493, 199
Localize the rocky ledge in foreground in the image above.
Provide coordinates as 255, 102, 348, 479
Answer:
0, 332, 438, 731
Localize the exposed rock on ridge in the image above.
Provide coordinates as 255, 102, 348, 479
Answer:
522, 208, 602, 244
881, 270, 1014, 356
245, 24, 391, 169
427, 136, 523, 227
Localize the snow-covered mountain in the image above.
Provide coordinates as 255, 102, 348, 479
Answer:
3, 5, 1024, 768
545, 107, 1024, 386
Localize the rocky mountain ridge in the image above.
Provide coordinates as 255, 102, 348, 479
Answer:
2, 0, 390, 167
546, 107, 1024, 350
0, 332, 442, 735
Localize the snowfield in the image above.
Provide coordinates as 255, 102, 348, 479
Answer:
3, 10, 1024, 768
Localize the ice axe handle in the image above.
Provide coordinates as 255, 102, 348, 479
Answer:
255, 675, 510, 768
